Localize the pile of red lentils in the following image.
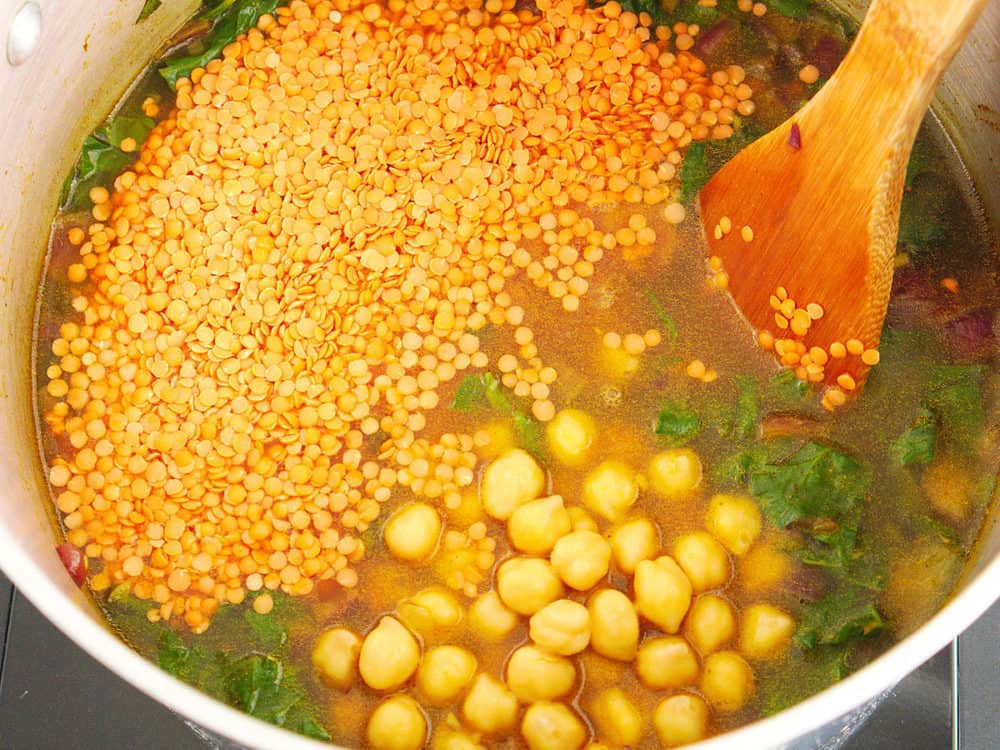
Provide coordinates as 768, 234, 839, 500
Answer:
43, 0, 752, 630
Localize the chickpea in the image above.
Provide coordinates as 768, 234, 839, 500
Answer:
550, 530, 611, 590
398, 587, 464, 641
684, 594, 736, 655
546, 409, 597, 466
601, 345, 641, 379
673, 531, 731, 592
431, 719, 486, 750
481, 448, 546, 520
700, 651, 755, 711
568, 506, 600, 532
367, 694, 427, 750
530, 599, 591, 655
582, 460, 639, 521
311, 626, 361, 690
508, 495, 572, 554
477, 419, 516, 459
462, 673, 520, 734
739, 604, 795, 660
647, 449, 702, 498
417, 645, 479, 706
636, 636, 700, 690
384, 502, 442, 562
591, 687, 644, 746
521, 702, 588, 750
705, 494, 762, 555
653, 694, 709, 747
359, 616, 421, 691
468, 590, 520, 640
609, 517, 659, 574
496, 557, 565, 615
449, 491, 486, 527
506, 644, 577, 701
633, 556, 692, 633
588, 588, 639, 661
738, 543, 793, 594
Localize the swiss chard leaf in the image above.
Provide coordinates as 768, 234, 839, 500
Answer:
731, 375, 759, 438
890, 405, 937, 467
137, 0, 162, 22
767, 368, 810, 404
654, 403, 701, 445
451, 375, 487, 412
795, 587, 885, 650
451, 373, 543, 454
229, 654, 298, 721
512, 411, 544, 455
95, 113, 156, 149
712, 439, 793, 488
159, 0, 282, 89
748, 441, 870, 529
679, 123, 765, 204
679, 142, 708, 203
298, 717, 333, 741
762, 645, 852, 716
793, 508, 886, 590
62, 111, 157, 209
643, 288, 678, 345
244, 608, 288, 651
926, 378, 985, 452
769, 0, 810, 19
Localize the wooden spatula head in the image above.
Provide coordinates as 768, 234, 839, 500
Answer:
699, 0, 990, 406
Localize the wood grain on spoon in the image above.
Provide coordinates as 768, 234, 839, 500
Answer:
699, 0, 990, 405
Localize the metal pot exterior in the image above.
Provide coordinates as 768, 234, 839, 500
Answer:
0, 2, 996, 748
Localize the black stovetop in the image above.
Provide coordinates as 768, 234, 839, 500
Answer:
0, 572, 996, 749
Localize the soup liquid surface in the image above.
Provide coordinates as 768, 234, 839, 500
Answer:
33, 0, 998, 746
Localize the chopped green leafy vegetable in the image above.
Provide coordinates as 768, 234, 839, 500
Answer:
679, 142, 709, 203
62, 111, 156, 209
898, 173, 958, 250
926, 377, 985, 452
654, 403, 701, 445
793, 508, 886, 590
731, 376, 759, 438
761, 645, 852, 716
96, 113, 156, 149
451, 373, 543, 454
890, 405, 937, 466
767, 369, 810, 403
137, 0, 162, 22
152, 598, 327, 738
159, 0, 283, 89
712, 439, 792, 487
748, 441, 870, 529
904, 128, 936, 187
769, 0, 810, 19
795, 587, 885, 650
642, 288, 679, 345
451, 375, 487, 412
679, 123, 765, 203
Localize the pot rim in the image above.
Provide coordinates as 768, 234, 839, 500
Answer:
1, 526, 997, 749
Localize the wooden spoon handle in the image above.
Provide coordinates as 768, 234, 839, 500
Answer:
830, 0, 992, 128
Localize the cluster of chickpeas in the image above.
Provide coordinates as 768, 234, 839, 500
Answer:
311, 408, 796, 748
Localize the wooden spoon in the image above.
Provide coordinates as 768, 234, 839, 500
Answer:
699, 0, 990, 407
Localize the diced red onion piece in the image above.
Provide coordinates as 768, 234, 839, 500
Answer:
789, 123, 802, 150
56, 543, 87, 587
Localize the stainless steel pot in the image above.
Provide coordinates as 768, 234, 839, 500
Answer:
0, 1, 996, 748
